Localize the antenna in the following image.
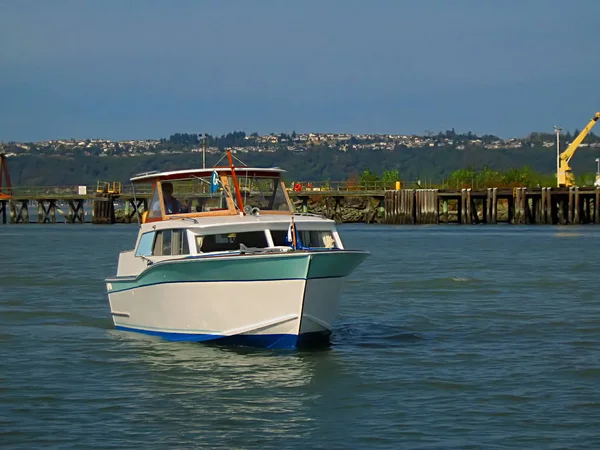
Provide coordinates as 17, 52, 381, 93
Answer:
202, 133, 207, 169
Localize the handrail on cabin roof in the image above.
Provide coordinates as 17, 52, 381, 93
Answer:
130, 167, 286, 183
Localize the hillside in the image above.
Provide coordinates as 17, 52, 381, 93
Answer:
5, 146, 600, 186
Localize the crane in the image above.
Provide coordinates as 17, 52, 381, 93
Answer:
557, 111, 600, 187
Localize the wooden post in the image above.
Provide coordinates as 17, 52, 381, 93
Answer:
544, 189, 549, 224
92, 197, 116, 224
585, 196, 591, 224
466, 189, 472, 224
10, 200, 29, 224
434, 190, 440, 224
547, 189, 554, 224
513, 189, 520, 224
459, 189, 465, 224
574, 187, 580, 224
410, 189, 416, 224
22, 200, 29, 223
558, 197, 564, 225
540, 188, 546, 224
596, 189, 600, 224
401, 190, 408, 224
37, 200, 57, 224
442, 199, 449, 223
398, 190, 404, 224
418, 190, 423, 224
68, 201, 75, 223
486, 188, 492, 223
471, 196, 479, 224
522, 188, 528, 224
0, 200, 6, 224
568, 188, 574, 224
384, 191, 391, 224
491, 188, 497, 224
547, 188, 554, 224
403, 190, 410, 224
460, 189, 465, 224
68, 200, 85, 223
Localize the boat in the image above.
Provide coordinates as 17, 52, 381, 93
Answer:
105, 152, 369, 349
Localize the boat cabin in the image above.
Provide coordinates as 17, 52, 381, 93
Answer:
131, 166, 294, 223
115, 164, 343, 277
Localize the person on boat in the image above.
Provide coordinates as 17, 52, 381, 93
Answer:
153, 182, 185, 215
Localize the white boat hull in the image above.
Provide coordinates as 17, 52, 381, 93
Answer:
107, 252, 366, 349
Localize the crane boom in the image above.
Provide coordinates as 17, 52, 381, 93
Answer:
557, 112, 600, 187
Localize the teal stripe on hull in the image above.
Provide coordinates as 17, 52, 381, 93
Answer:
106, 250, 368, 293
306, 251, 369, 279
107, 253, 311, 293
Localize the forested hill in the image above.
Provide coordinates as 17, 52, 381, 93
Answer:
6, 146, 600, 186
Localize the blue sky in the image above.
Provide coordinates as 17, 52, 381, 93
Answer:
1, 0, 598, 141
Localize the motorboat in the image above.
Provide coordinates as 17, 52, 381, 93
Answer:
105, 152, 369, 349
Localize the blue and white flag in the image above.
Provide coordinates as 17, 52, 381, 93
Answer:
210, 170, 220, 194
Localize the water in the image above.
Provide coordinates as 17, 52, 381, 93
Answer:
1, 224, 600, 449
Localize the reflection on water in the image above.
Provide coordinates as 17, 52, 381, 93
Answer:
96, 331, 349, 446
117, 331, 321, 389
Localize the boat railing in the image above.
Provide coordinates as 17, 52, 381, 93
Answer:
294, 212, 327, 219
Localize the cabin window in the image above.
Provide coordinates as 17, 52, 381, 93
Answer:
195, 231, 268, 253
226, 175, 290, 212
152, 229, 190, 256
160, 177, 230, 215
135, 232, 156, 257
171, 229, 189, 255
147, 189, 163, 219
270, 229, 337, 249
299, 230, 336, 248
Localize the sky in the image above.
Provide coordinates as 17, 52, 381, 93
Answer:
1, 0, 599, 141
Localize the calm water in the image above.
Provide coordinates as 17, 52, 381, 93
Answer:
1, 224, 600, 449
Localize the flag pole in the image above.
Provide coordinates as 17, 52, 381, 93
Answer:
291, 216, 297, 250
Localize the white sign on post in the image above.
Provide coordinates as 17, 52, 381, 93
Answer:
78, 186, 87, 195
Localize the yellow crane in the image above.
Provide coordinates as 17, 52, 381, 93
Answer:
557, 111, 600, 187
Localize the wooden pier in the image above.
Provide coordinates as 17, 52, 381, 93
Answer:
384, 187, 600, 225
2, 183, 600, 225
0, 184, 150, 224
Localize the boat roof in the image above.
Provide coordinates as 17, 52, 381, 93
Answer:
130, 167, 286, 183
140, 213, 335, 232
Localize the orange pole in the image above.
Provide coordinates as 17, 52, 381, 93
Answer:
227, 150, 245, 212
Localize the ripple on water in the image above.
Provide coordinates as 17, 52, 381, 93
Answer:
1, 225, 600, 448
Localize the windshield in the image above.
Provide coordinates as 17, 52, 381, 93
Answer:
152, 176, 232, 215
227, 175, 291, 212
